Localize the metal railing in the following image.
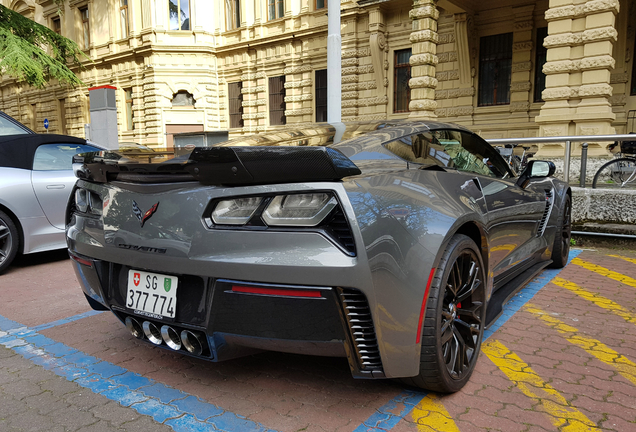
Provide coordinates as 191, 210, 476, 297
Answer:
487, 134, 636, 186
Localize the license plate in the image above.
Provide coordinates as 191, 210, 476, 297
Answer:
126, 270, 178, 319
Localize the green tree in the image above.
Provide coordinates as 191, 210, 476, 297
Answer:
0, 4, 87, 88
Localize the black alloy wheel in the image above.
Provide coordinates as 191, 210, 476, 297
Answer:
440, 248, 484, 380
402, 234, 486, 393
549, 194, 571, 268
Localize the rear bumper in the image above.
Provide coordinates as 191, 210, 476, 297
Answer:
69, 250, 385, 379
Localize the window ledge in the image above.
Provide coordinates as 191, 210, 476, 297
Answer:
474, 105, 511, 114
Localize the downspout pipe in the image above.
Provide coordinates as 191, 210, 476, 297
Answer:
327, 0, 341, 125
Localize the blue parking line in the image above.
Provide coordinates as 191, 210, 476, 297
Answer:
31, 310, 104, 332
356, 249, 583, 431
0, 321, 274, 432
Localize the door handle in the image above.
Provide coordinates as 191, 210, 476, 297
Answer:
46, 184, 65, 189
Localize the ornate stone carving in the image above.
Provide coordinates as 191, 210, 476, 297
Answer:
448, 87, 475, 98
513, 42, 533, 52
284, 108, 313, 116
410, 53, 439, 66
284, 94, 313, 102
409, 99, 437, 111
342, 67, 359, 75
409, 5, 440, 20
342, 84, 358, 92
584, 0, 620, 15
358, 95, 389, 107
283, 65, 312, 74
342, 100, 358, 108
510, 102, 530, 112
243, 113, 266, 120
542, 60, 580, 74
511, 82, 532, 92
342, 91, 358, 100
242, 99, 267, 107
514, 20, 533, 30
355, 114, 391, 121
342, 48, 370, 58
578, 83, 613, 97
609, 95, 626, 105
437, 33, 455, 44
448, 70, 459, 80
542, 87, 578, 100
342, 75, 359, 84
240, 72, 267, 80
582, 27, 618, 43
410, 76, 438, 89
357, 65, 374, 74
342, 58, 359, 67
410, 30, 439, 44
512, 62, 532, 72
435, 72, 449, 81
342, 108, 358, 116
241, 86, 265, 94
370, 32, 386, 90
610, 73, 629, 84
579, 55, 615, 70
437, 52, 457, 63
358, 81, 378, 90
284, 80, 312, 89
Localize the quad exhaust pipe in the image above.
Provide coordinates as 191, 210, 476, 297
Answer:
181, 330, 204, 356
125, 317, 206, 356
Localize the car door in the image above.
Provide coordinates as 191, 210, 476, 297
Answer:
31, 143, 101, 230
429, 129, 547, 279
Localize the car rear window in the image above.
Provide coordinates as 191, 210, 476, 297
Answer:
33, 144, 101, 171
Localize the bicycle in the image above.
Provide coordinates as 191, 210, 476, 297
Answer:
496, 144, 533, 174
592, 133, 636, 189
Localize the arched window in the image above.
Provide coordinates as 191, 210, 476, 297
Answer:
172, 91, 195, 107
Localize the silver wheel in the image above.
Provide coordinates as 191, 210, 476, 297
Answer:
0, 210, 19, 274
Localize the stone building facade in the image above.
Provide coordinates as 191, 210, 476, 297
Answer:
1, 0, 635, 157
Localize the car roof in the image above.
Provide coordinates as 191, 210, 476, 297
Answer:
214, 120, 472, 150
0, 134, 90, 170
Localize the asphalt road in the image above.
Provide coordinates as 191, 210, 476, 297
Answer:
1, 248, 636, 431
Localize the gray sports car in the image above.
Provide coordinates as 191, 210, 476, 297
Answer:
0, 128, 102, 273
66, 121, 571, 392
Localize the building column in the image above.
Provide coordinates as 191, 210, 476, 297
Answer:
408, 0, 439, 119
535, 0, 619, 156
509, 5, 535, 122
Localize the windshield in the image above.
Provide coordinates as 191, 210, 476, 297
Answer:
0, 112, 33, 135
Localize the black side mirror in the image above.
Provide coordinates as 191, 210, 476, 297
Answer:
516, 160, 556, 188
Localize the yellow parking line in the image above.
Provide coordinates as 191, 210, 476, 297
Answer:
551, 277, 636, 325
571, 257, 636, 288
608, 254, 636, 265
410, 394, 461, 432
525, 304, 636, 386
482, 340, 600, 431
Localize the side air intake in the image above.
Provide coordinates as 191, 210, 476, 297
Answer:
339, 288, 383, 373
537, 189, 553, 237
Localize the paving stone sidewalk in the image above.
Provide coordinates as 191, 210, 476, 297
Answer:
0, 345, 172, 432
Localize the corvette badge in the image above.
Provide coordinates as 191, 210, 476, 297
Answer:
132, 200, 159, 227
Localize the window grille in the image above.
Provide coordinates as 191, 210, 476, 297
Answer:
394, 49, 412, 113
478, 33, 513, 106
315, 69, 327, 122
269, 76, 286, 126
228, 82, 243, 129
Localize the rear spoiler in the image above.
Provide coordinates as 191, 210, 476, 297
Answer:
73, 146, 361, 185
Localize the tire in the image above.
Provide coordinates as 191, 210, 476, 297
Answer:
548, 194, 571, 269
402, 234, 486, 393
592, 158, 636, 189
0, 210, 19, 274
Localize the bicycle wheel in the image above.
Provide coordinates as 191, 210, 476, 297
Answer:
592, 158, 636, 189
